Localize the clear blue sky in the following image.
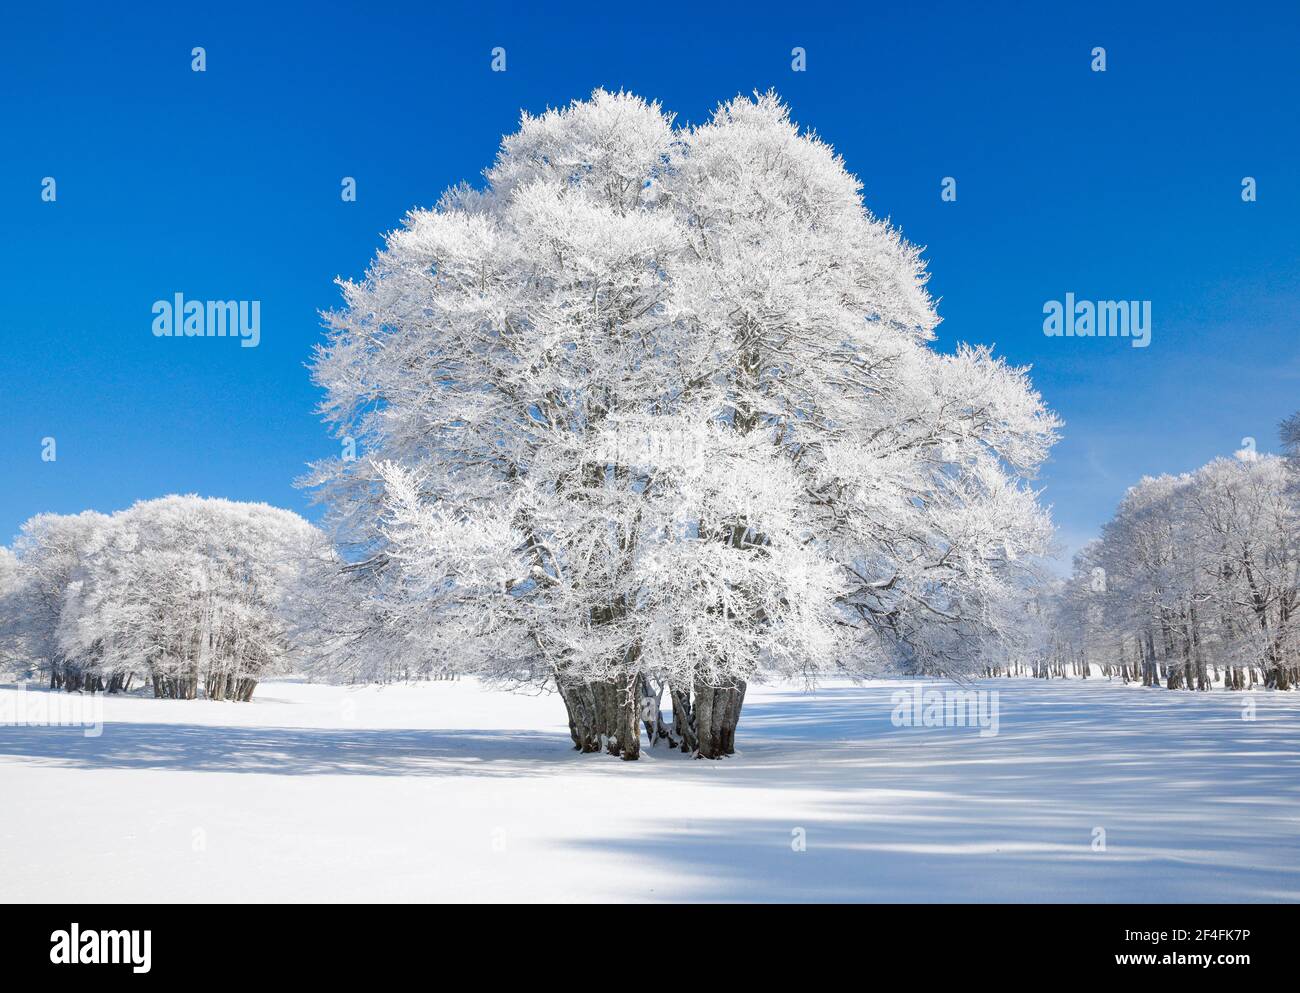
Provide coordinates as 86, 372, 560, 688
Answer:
2, 1, 1297, 566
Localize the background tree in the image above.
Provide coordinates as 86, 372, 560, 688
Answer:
3, 511, 111, 690
56, 496, 330, 700
1048, 450, 1300, 690
0, 545, 26, 672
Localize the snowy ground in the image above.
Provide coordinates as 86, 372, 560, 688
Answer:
2, 675, 1299, 902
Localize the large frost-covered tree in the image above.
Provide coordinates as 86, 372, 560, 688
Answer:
307, 90, 1060, 758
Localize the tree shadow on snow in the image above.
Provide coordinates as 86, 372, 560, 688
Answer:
4, 680, 1300, 901
0, 720, 583, 778
555, 683, 1300, 901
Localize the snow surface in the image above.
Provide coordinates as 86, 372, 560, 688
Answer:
2, 677, 1299, 902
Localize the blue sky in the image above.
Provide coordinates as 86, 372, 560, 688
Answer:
1, 1, 1297, 566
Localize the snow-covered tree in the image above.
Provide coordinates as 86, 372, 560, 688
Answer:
306, 89, 1060, 758
0, 545, 26, 671
2, 511, 113, 689
1050, 449, 1300, 690
1189, 454, 1300, 688
56, 496, 330, 699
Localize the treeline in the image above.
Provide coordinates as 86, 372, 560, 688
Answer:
1043, 428, 1300, 690
0, 496, 329, 701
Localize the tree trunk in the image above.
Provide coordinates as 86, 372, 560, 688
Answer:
692, 677, 746, 759
557, 673, 749, 760
639, 674, 679, 749
557, 673, 641, 760
668, 684, 698, 754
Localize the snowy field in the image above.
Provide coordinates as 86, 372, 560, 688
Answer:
2, 676, 1299, 903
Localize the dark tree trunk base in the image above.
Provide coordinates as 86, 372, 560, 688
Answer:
557, 674, 748, 760
558, 674, 641, 760
691, 677, 746, 758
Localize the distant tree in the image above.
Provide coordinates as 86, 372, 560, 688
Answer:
3, 511, 112, 689
1279, 412, 1300, 460
55, 496, 330, 700
1050, 452, 1300, 690
0, 546, 26, 671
